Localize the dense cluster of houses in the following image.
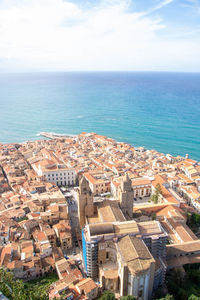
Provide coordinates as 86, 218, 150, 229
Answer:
0, 132, 200, 299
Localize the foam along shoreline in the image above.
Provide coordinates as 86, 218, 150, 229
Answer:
38, 132, 77, 139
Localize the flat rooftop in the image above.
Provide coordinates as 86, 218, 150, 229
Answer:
97, 200, 126, 223
84, 219, 167, 242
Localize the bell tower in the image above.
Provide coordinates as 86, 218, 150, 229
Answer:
78, 176, 94, 228
118, 173, 134, 218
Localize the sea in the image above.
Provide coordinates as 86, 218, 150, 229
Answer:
0, 72, 200, 161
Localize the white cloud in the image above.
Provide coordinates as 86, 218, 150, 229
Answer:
0, 0, 199, 71
139, 0, 174, 16
182, 0, 200, 12
154, 0, 174, 10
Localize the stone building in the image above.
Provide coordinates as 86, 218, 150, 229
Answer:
118, 173, 134, 218
53, 221, 72, 252
32, 159, 76, 187
78, 177, 94, 228
131, 178, 151, 198
82, 221, 159, 300
117, 235, 155, 299
82, 219, 167, 299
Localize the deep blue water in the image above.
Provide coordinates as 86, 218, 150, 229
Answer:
0, 72, 199, 160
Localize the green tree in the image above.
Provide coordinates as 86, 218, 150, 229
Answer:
0, 268, 27, 300
188, 295, 200, 300
187, 213, 200, 234
176, 288, 188, 300
151, 183, 162, 204
0, 268, 55, 300
157, 295, 174, 300
120, 296, 137, 300
98, 291, 116, 300
155, 183, 162, 195
152, 212, 157, 220
191, 213, 200, 226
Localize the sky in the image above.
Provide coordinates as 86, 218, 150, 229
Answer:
0, 0, 200, 72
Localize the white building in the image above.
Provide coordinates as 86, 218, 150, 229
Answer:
40, 241, 52, 258
32, 159, 76, 186
111, 177, 151, 199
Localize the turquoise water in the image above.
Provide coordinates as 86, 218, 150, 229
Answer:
0, 72, 199, 160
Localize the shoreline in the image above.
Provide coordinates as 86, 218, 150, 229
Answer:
0, 131, 199, 163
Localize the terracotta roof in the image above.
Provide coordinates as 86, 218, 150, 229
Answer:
117, 235, 154, 275
98, 200, 126, 223
152, 175, 179, 205
167, 240, 200, 257
131, 178, 151, 186
76, 278, 97, 295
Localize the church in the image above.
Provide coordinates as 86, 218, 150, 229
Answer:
78, 173, 167, 300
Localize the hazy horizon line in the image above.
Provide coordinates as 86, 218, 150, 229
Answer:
1, 70, 200, 75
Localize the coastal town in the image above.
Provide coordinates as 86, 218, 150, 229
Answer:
0, 132, 200, 300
